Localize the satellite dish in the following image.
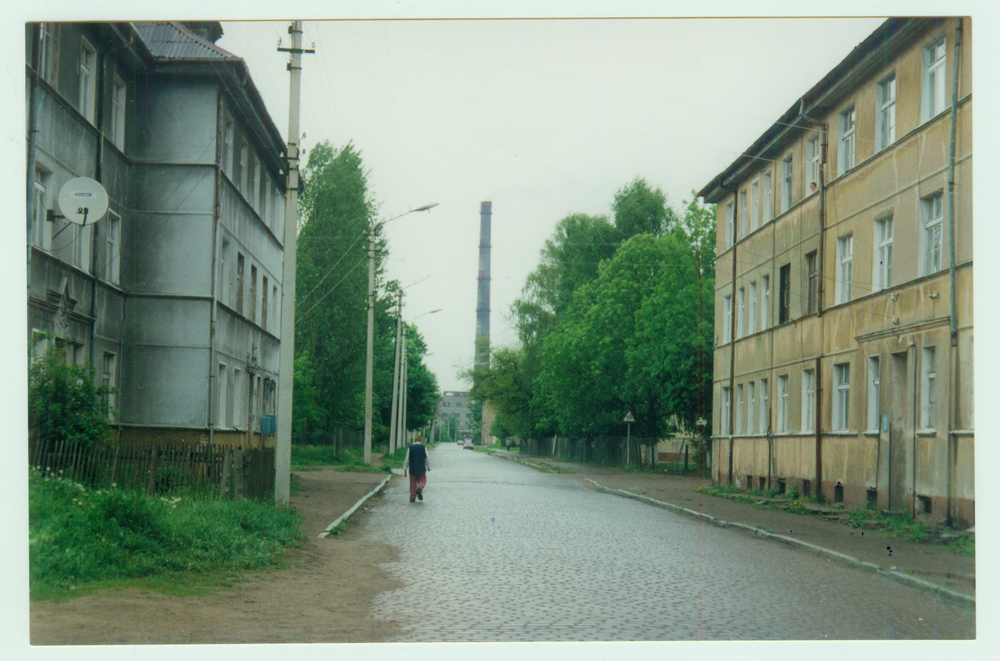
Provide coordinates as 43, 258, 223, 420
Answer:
57, 177, 109, 226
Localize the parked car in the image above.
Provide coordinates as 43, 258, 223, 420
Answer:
463, 441, 474, 450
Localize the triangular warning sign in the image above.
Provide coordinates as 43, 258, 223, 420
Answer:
623, 411, 635, 423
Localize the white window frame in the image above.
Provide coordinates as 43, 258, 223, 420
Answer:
748, 381, 756, 435
761, 275, 770, 331
104, 210, 120, 285
760, 378, 769, 434
777, 374, 789, 433
218, 363, 229, 428
233, 367, 243, 430
736, 384, 744, 435
834, 363, 851, 431
806, 251, 819, 314
921, 192, 943, 275
736, 287, 745, 340
739, 190, 748, 239
33, 167, 52, 250
39, 23, 59, 86
762, 172, 772, 222
922, 35, 947, 122
750, 180, 759, 231
782, 156, 793, 213
722, 294, 732, 344
262, 275, 269, 330
874, 215, 893, 292
836, 235, 853, 304
877, 73, 897, 150
725, 202, 734, 248
802, 369, 816, 432
921, 347, 936, 430
748, 281, 757, 334
806, 136, 820, 194
110, 74, 127, 150
839, 105, 856, 175
78, 37, 97, 123
868, 356, 881, 432
103, 352, 118, 420
721, 387, 732, 435
220, 237, 231, 306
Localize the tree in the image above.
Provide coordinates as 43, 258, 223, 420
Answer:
29, 340, 114, 449
612, 177, 678, 240
466, 346, 536, 441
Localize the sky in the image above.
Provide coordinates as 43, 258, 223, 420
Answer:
214, 12, 890, 392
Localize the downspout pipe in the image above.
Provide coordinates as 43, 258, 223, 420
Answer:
723, 184, 738, 486
798, 99, 828, 501
27, 24, 41, 297
946, 17, 963, 526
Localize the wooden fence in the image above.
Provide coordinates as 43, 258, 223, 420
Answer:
28, 437, 275, 502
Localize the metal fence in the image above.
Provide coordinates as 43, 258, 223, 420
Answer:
28, 437, 275, 502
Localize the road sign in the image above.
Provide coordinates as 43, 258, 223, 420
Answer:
623, 411, 635, 423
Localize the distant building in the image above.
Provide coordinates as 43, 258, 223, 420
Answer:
436, 391, 473, 437
27, 22, 287, 447
698, 18, 973, 526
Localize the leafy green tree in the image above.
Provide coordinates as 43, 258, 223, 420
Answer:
398, 325, 440, 433
466, 346, 536, 440
612, 177, 677, 240
29, 340, 114, 448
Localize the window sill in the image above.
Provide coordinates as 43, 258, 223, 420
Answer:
863, 430, 880, 437
916, 429, 938, 437
826, 430, 856, 436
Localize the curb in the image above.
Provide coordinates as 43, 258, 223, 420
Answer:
318, 474, 392, 539
584, 478, 975, 606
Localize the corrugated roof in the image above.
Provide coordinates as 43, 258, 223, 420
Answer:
134, 22, 238, 60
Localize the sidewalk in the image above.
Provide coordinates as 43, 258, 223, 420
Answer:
491, 450, 975, 604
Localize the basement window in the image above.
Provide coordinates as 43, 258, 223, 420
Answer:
919, 496, 933, 515
834, 483, 844, 504
802, 480, 811, 498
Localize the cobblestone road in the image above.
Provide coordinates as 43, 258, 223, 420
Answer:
361, 444, 974, 642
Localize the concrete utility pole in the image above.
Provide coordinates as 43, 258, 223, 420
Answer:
275, 21, 313, 506
388, 290, 404, 454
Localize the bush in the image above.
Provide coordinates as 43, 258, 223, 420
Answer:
29, 338, 114, 449
29, 469, 303, 596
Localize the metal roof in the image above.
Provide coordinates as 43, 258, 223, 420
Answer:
133, 22, 237, 60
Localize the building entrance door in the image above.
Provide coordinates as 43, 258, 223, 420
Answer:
889, 351, 912, 512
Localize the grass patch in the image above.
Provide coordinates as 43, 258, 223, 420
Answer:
291, 444, 393, 473
946, 535, 975, 557
29, 468, 304, 599
506, 457, 575, 474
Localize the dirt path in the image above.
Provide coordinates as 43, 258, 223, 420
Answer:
30, 469, 402, 645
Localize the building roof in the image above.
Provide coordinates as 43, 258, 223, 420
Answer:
134, 21, 237, 60
697, 17, 935, 203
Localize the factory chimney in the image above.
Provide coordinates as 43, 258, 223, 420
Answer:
475, 201, 491, 371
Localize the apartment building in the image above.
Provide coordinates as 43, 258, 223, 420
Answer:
27, 22, 287, 448
437, 391, 474, 436
698, 18, 972, 526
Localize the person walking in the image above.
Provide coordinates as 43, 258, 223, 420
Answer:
403, 435, 429, 502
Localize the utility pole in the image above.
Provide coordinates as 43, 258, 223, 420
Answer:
388, 290, 404, 454
275, 21, 313, 506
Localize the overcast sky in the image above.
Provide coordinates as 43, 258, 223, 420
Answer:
216, 14, 888, 391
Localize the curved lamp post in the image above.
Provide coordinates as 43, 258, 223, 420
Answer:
364, 203, 438, 465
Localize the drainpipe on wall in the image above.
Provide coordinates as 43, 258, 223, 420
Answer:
208, 92, 224, 447
945, 17, 963, 526
27, 24, 41, 296
724, 184, 738, 486
89, 41, 107, 371
798, 99, 828, 501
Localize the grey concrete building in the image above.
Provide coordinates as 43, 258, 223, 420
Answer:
27, 21, 287, 448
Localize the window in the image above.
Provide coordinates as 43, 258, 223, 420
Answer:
739, 191, 748, 239
839, 105, 856, 174
218, 364, 228, 427
777, 375, 789, 433
261, 276, 269, 330
721, 387, 732, 435
877, 74, 897, 150
834, 363, 851, 430
782, 156, 793, 212
736, 384, 744, 434
749, 281, 757, 333
252, 157, 261, 213
233, 368, 243, 430
105, 211, 120, 285
222, 113, 234, 174
761, 275, 770, 331
922, 347, 936, 429
750, 180, 759, 231
836, 235, 853, 304
806, 137, 820, 193
922, 35, 947, 121
760, 379, 769, 433
259, 171, 269, 215
874, 216, 893, 291
921, 193, 943, 275
802, 369, 816, 432
38, 23, 60, 86
236, 253, 245, 314
762, 172, 772, 222
111, 75, 126, 150
723, 294, 732, 344
220, 238, 231, 306
725, 202, 735, 248
78, 38, 97, 123
240, 139, 249, 195
806, 251, 819, 314
32, 167, 52, 250
250, 264, 258, 322
272, 285, 279, 331
103, 352, 117, 420
778, 264, 791, 324
748, 382, 756, 435
737, 287, 745, 339
73, 223, 92, 272
868, 356, 881, 432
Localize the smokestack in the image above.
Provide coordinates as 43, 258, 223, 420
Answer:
475, 201, 491, 371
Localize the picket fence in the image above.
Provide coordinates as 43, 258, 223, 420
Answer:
28, 437, 275, 502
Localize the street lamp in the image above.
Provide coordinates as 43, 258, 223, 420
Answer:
364, 203, 438, 465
